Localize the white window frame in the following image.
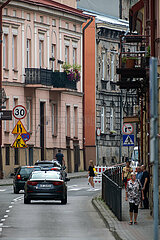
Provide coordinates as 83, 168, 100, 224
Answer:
65, 46, 69, 64
27, 39, 31, 68
73, 48, 77, 65
3, 35, 6, 68
110, 107, 114, 131
26, 100, 32, 132
101, 106, 105, 133
102, 53, 105, 80
73, 106, 78, 137
111, 54, 115, 81
39, 40, 44, 67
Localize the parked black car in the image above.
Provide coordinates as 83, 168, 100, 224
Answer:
13, 166, 41, 194
24, 170, 69, 204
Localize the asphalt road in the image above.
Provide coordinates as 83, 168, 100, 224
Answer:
0, 178, 115, 240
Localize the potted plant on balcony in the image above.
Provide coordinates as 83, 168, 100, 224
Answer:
122, 56, 138, 68
62, 63, 81, 82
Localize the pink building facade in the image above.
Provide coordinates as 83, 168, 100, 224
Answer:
1, 0, 87, 177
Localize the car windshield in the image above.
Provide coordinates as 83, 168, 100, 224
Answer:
35, 163, 54, 167
19, 167, 41, 175
30, 171, 60, 180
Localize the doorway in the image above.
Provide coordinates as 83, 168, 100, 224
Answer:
40, 102, 45, 160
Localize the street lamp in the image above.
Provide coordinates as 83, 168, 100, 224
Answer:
0, 0, 12, 179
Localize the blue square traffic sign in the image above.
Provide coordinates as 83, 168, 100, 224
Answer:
123, 135, 134, 146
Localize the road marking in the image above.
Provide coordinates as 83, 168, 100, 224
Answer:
4, 215, 8, 218
1, 219, 5, 222
0, 189, 6, 192
6, 210, 10, 213
9, 206, 12, 209
0, 223, 3, 226
0, 228, 2, 232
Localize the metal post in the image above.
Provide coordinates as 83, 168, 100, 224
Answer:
0, 0, 12, 178
149, 58, 159, 240
119, 91, 122, 163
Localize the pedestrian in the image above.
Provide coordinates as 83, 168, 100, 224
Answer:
136, 165, 143, 208
55, 149, 65, 166
88, 160, 95, 190
122, 157, 133, 190
140, 165, 150, 209
125, 172, 144, 225
136, 165, 143, 181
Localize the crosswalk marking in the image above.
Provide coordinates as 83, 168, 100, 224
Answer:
68, 185, 100, 192
0, 189, 6, 192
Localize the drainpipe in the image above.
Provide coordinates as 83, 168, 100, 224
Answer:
140, 97, 143, 164
150, 0, 155, 57
0, 0, 12, 179
82, 17, 93, 170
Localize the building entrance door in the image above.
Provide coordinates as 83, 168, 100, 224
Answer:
40, 102, 45, 160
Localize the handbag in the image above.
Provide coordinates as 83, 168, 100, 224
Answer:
93, 167, 98, 176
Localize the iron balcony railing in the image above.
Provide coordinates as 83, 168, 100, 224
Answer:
25, 68, 77, 90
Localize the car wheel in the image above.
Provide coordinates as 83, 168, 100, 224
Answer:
61, 194, 67, 204
13, 187, 19, 194
24, 196, 31, 204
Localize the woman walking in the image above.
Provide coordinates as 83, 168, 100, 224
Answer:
88, 160, 95, 190
125, 172, 144, 225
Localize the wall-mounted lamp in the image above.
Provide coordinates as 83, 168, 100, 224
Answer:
57, 60, 64, 64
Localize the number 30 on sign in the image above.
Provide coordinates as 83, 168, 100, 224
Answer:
13, 105, 27, 120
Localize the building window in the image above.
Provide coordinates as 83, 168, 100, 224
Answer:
65, 46, 69, 64
111, 54, 115, 81
26, 99, 32, 132
13, 10, 16, 17
40, 16, 43, 23
51, 44, 56, 71
4, 8, 8, 15
102, 53, 105, 80
73, 24, 76, 31
5, 145, 10, 165
4, 99, 9, 132
12, 35, 17, 69
73, 48, 77, 65
27, 39, 31, 68
39, 40, 44, 67
52, 19, 56, 26
66, 106, 70, 137
27, 13, 30, 21
13, 98, 18, 127
74, 107, 78, 138
52, 104, 57, 136
3, 34, 8, 69
66, 22, 69, 29
14, 148, 19, 165
101, 106, 105, 133
110, 107, 114, 131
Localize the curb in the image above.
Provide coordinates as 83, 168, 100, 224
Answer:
92, 195, 123, 240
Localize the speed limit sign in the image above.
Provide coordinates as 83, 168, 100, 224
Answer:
13, 105, 27, 120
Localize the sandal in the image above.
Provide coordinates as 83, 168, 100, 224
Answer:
134, 221, 137, 225
129, 221, 133, 225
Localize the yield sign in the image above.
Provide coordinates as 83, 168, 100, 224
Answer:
123, 135, 134, 146
11, 135, 28, 148
12, 120, 27, 134
122, 123, 133, 134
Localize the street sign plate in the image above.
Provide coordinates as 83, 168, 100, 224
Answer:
12, 120, 27, 134
96, 128, 101, 136
21, 133, 30, 142
123, 135, 134, 146
122, 123, 133, 134
11, 134, 28, 148
0, 110, 12, 120
13, 105, 27, 120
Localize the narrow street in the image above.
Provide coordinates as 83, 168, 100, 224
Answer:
0, 178, 115, 240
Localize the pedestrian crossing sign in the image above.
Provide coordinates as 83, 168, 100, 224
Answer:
123, 134, 134, 146
11, 134, 28, 148
12, 120, 27, 134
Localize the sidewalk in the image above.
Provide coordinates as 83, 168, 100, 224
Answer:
93, 189, 158, 240
0, 171, 88, 186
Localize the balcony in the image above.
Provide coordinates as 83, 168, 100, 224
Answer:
116, 34, 149, 90
25, 68, 77, 90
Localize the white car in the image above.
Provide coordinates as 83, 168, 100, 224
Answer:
131, 146, 139, 172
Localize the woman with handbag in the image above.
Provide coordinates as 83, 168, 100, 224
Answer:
122, 157, 133, 190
